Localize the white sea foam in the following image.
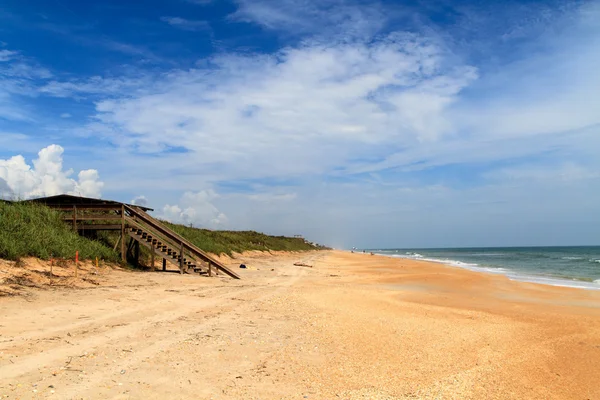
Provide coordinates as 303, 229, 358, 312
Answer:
404, 252, 424, 258
562, 256, 584, 260
373, 251, 600, 291
509, 275, 600, 290
591, 259, 600, 263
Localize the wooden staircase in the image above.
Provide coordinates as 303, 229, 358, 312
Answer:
25, 194, 239, 279
126, 226, 204, 273
123, 205, 240, 279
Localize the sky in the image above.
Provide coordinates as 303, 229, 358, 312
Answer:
0, 0, 599, 249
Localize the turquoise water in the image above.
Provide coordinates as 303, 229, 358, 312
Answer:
368, 246, 600, 290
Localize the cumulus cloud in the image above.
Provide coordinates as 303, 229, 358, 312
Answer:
159, 190, 227, 228
131, 195, 149, 207
0, 144, 104, 199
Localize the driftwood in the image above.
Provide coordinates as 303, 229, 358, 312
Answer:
293, 262, 313, 268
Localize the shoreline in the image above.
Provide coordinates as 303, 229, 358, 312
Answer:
362, 249, 600, 291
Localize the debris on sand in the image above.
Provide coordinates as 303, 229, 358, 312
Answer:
293, 262, 313, 268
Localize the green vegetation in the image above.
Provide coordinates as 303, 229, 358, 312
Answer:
0, 201, 326, 263
163, 221, 326, 256
0, 201, 119, 262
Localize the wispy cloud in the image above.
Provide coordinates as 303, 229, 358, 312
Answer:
0, 48, 53, 120
230, 0, 388, 39
87, 33, 475, 181
38, 74, 151, 98
0, 50, 18, 62
160, 16, 211, 32
184, 0, 214, 5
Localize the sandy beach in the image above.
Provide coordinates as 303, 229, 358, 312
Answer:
1, 250, 600, 399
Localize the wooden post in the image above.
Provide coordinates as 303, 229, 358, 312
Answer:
208, 262, 212, 277
179, 242, 184, 274
162, 258, 166, 271
75, 251, 79, 278
72, 205, 77, 231
151, 250, 155, 271
120, 205, 126, 262
134, 240, 140, 268
50, 254, 53, 276
113, 234, 121, 252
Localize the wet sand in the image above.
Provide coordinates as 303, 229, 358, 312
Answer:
1, 250, 600, 399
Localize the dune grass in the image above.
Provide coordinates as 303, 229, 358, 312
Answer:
0, 201, 119, 262
163, 221, 325, 256
0, 201, 325, 263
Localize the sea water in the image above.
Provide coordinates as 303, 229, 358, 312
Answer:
368, 246, 600, 290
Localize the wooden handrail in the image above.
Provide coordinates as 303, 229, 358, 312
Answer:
124, 206, 240, 279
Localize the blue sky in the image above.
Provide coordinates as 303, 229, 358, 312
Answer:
1, 0, 599, 248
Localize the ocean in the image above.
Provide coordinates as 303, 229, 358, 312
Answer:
368, 246, 600, 290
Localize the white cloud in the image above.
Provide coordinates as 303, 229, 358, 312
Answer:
0, 48, 53, 120
90, 33, 476, 181
230, 0, 387, 38
485, 163, 600, 183
248, 192, 297, 202
160, 16, 211, 31
131, 195, 149, 207
60, 113, 71, 118
0, 50, 18, 62
158, 190, 227, 228
0, 144, 104, 199
38, 75, 150, 98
